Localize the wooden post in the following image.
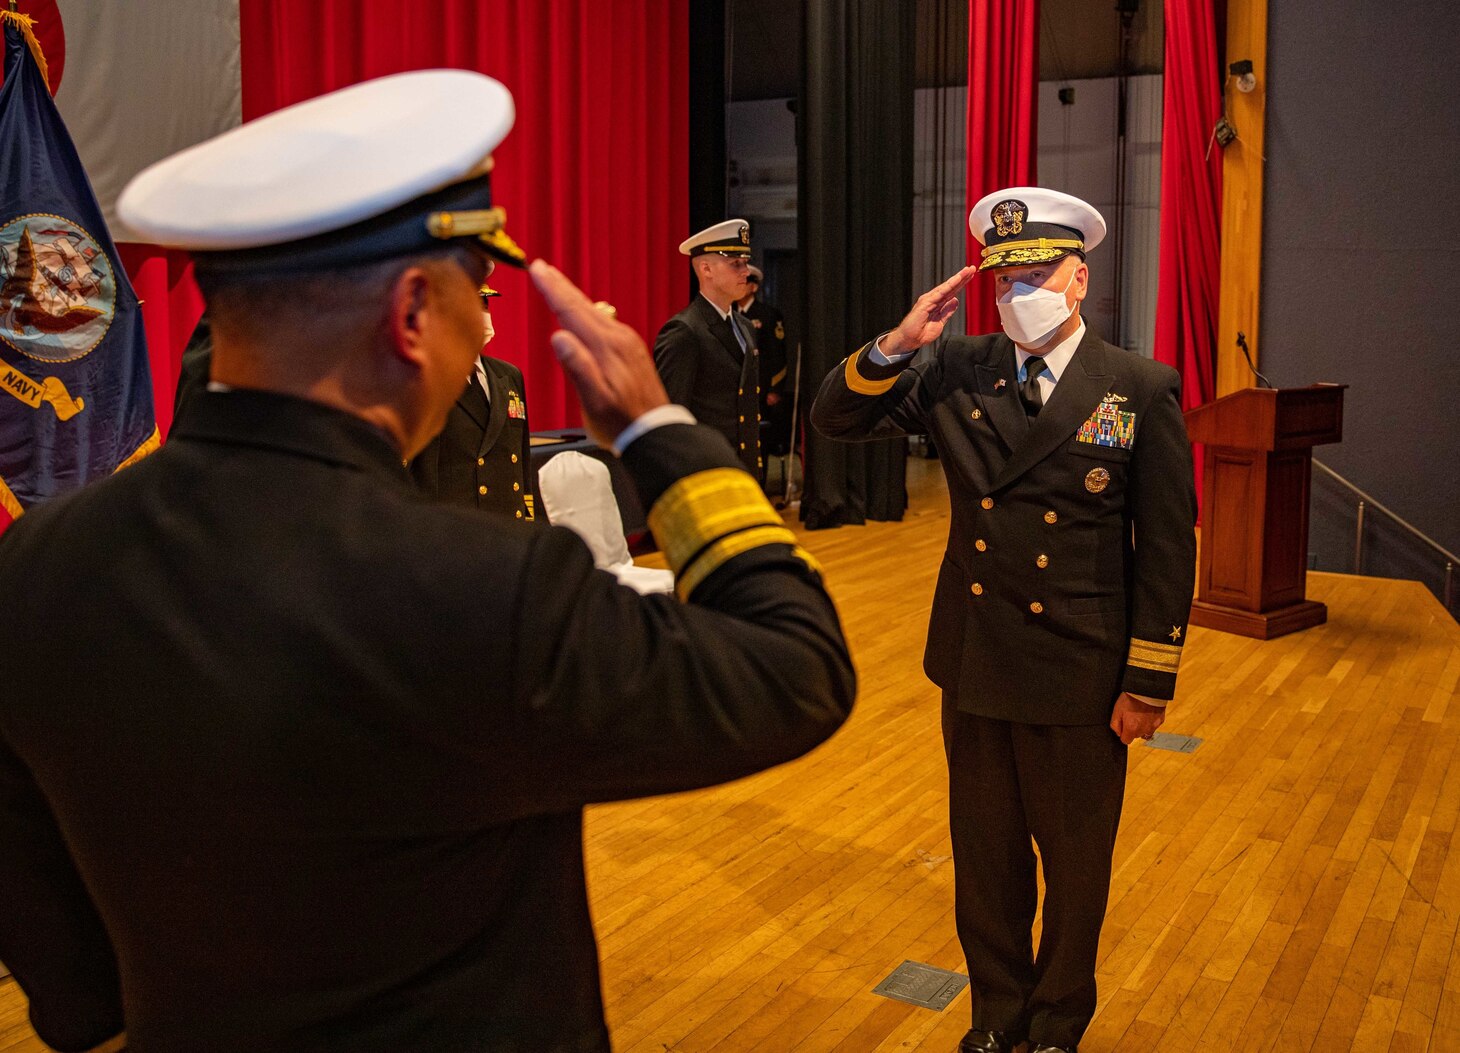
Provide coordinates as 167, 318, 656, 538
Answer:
1216, 0, 1268, 396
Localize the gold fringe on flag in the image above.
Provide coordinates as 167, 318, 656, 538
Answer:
0, 9, 52, 95
114, 427, 161, 473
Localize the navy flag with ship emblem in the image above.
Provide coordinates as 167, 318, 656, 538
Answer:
0, 11, 157, 529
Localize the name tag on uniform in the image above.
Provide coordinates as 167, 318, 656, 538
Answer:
1076, 392, 1135, 449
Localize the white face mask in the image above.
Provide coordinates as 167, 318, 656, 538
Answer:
996, 267, 1079, 347
481, 310, 495, 346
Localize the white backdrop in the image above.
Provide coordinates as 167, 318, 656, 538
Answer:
50, 0, 241, 237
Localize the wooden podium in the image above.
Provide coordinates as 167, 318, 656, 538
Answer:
1184, 385, 1346, 639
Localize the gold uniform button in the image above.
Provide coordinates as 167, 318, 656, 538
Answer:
511, 454, 518, 464
476, 457, 485, 466
981, 497, 994, 510
739, 415, 745, 422
740, 442, 747, 450
513, 482, 521, 492
478, 485, 488, 495
739, 388, 744, 396
1036, 555, 1049, 569
971, 408, 982, 420
1044, 510, 1058, 524
515, 511, 523, 519
975, 539, 988, 552
1030, 601, 1044, 614
970, 583, 984, 596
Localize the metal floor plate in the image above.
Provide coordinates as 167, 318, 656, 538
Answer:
872, 959, 969, 1010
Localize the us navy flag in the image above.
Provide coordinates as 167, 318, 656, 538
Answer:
0, 13, 156, 528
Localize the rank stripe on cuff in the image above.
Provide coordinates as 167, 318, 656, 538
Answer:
844, 349, 898, 396
675, 526, 818, 600
1127, 638, 1183, 674
647, 467, 783, 575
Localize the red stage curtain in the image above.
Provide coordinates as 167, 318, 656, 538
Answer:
123, 0, 688, 433
964, 0, 1039, 336
1155, 0, 1223, 510
117, 244, 205, 439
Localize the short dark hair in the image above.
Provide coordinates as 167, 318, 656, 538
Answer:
195, 244, 479, 332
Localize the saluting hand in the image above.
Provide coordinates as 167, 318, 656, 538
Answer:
530, 260, 669, 448
880, 264, 979, 358
1110, 692, 1166, 745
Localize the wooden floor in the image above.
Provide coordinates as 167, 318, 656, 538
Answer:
5, 457, 1460, 1052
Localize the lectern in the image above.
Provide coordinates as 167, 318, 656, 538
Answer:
1184, 385, 1346, 639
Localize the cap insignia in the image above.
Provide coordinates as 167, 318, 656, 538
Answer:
991, 199, 1026, 238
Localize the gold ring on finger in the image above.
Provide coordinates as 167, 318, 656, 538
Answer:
593, 300, 617, 318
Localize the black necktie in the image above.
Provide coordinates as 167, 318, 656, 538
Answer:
1020, 356, 1047, 416
727, 313, 748, 358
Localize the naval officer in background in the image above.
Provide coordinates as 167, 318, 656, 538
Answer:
653, 219, 762, 477
408, 282, 536, 520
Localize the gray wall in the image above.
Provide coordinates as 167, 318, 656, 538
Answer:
1262, 0, 1460, 603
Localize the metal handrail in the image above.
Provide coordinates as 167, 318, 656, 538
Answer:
1313, 458, 1455, 610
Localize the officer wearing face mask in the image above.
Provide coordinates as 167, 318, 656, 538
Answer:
408, 283, 536, 520
811, 187, 1196, 1053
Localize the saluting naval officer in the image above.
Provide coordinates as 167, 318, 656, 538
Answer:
812, 188, 1196, 1053
408, 282, 537, 520
0, 71, 855, 1053
653, 220, 762, 476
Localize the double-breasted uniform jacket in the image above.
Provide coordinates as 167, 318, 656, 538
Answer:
813, 326, 1197, 726
408, 356, 535, 520
739, 297, 787, 414
654, 295, 762, 475
0, 389, 854, 1053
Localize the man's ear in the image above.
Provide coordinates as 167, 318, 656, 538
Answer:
386, 266, 434, 367
1072, 260, 1090, 303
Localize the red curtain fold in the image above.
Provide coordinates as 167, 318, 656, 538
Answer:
121, 0, 688, 434
116, 244, 205, 439
1155, 0, 1223, 511
965, 0, 1039, 336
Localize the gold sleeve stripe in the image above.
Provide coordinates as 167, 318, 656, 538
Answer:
1128, 641, 1182, 674
1131, 638, 1183, 657
675, 525, 806, 600
843, 349, 898, 396
647, 468, 783, 575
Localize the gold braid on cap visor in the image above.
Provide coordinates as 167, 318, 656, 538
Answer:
979, 236, 1084, 260
427, 207, 527, 265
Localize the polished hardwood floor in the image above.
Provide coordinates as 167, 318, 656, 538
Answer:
4, 456, 1459, 1051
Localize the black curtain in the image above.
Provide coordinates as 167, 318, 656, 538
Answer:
797, 0, 915, 528
688, 0, 728, 260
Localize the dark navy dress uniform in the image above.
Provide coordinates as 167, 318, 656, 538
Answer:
0, 392, 853, 1053
813, 322, 1196, 1048
0, 69, 855, 1053
409, 356, 535, 520
740, 296, 791, 455
654, 296, 762, 476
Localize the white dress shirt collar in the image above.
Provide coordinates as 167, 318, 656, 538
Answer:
1015, 319, 1086, 384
